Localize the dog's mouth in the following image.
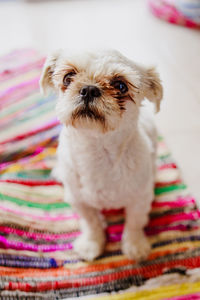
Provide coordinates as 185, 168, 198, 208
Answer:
71, 105, 105, 125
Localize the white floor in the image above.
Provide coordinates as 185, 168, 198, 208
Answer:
0, 0, 200, 201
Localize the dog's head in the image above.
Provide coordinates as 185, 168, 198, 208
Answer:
40, 49, 163, 132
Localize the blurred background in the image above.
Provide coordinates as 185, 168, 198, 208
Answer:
0, 0, 200, 200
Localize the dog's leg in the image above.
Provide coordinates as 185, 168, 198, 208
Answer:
122, 199, 151, 261
73, 203, 106, 261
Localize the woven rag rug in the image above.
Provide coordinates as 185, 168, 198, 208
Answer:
0, 49, 200, 300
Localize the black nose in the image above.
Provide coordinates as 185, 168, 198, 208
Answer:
80, 85, 101, 104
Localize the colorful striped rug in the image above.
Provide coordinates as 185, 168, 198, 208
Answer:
148, 0, 200, 29
0, 49, 200, 300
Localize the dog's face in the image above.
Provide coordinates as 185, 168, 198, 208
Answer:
40, 50, 163, 132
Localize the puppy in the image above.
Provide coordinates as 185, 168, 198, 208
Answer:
40, 49, 163, 261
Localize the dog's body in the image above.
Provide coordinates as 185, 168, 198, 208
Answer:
54, 106, 156, 211
40, 49, 163, 261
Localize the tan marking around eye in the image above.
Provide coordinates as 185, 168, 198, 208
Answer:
95, 75, 137, 112
53, 64, 78, 90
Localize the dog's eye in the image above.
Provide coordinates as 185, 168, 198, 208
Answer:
63, 71, 76, 87
112, 80, 128, 94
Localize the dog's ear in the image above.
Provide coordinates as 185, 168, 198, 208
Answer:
40, 50, 61, 95
141, 67, 163, 112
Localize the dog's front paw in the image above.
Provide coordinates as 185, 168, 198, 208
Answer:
122, 231, 151, 262
73, 234, 105, 261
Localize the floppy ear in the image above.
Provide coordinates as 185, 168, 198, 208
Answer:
40, 50, 61, 95
141, 67, 163, 112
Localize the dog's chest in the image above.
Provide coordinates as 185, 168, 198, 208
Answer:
66, 136, 151, 209
76, 152, 134, 207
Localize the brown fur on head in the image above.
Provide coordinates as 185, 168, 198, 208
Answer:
40, 49, 163, 132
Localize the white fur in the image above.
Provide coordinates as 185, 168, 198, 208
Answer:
40, 49, 163, 261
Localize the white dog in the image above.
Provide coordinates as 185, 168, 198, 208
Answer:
40, 49, 163, 261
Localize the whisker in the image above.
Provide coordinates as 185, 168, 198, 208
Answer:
127, 95, 136, 104
115, 96, 125, 100
115, 94, 136, 104
128, 81, 139, 90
